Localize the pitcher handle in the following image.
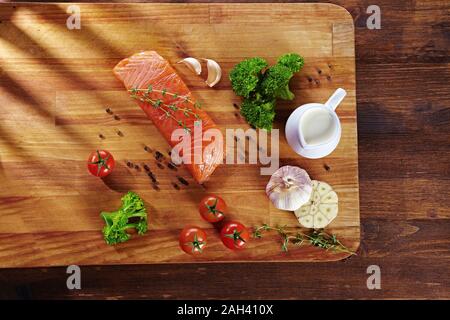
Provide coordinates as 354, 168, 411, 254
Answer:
324, 88, 347, 111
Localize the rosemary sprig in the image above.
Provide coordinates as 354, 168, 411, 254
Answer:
253, 224, 355, 255
128, 87, 201, 133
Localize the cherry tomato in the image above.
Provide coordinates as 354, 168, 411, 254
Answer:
220, 221, 249, 250
199, 195, 227, 223
179, 226, 207, 255
87, 150, 115, 178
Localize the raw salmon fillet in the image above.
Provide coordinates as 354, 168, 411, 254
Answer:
113, 51, 222, 184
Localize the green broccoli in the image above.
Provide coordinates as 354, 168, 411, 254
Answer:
101, 191, 148, 245
240, 97, 276, 131
229, 57, 268, 98
229, 53, 304, 131
277, 53, 305, 73
261, 64, 296, 100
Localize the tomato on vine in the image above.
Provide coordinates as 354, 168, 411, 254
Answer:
220, 221, 249, 250
179, 226, 207, 255
87, 150, 115, 178
199, 195, 226, 223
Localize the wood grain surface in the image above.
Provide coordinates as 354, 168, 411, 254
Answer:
0, 2, 359, 266
0, 0, 449, 299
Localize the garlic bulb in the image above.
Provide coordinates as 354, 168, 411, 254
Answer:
177, 57, 202, 75
294, 180, 338, 229
203, 58, 222, 87
266, 166, 312, 211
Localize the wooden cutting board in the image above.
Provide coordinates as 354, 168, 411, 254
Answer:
0, 3, 359, 267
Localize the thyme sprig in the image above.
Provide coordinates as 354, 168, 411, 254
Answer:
253, 224, 355, 255
128, 87, 202, 133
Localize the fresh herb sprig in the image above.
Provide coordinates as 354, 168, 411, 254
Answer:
128, 86, 202, 133
253, 224, 355, 255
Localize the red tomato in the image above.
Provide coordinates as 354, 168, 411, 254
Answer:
87, 150, 115, 178
179, 226, 207, 255
220, 221, 249, 250
199, 195, 226, 223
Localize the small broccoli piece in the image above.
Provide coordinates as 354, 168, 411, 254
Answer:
136, 219, 148, 235
101, 191, 148, 245
240, 97, 276, 131
102, 213, 130, 245
277, 53, 305, 73
260, 64, 296, 101
229, 57, 268, 98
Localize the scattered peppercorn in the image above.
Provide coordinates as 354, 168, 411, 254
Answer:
176, 176, 189, 186
155, 150, 164, 161
144, 145, 152, 153
172, 182, 180, 190
167, 162, 177, 171
147, 172, 157, 183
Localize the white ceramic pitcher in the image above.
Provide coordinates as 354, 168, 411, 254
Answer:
285, 88, 347, 159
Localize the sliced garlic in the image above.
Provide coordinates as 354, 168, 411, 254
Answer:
266, 165, 312, 211
203, 58, 222, 87
177, 57, 202, 75
294, 180, 338, 229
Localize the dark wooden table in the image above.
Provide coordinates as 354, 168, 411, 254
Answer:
0, 0, 449, 299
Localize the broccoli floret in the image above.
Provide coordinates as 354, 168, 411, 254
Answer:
277, 53, 305, 73
261, 64, 296, 100
240, 97, 276, 131
231, 53, 304, 130
261, 54, 305, 100
229, 57, 268, 98
101, 191, 148, 245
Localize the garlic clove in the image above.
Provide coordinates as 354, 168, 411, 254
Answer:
177, 57, 202, 75
266, 165, 312, 211
294, 180, 339, 229
203, 58, 222, 87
